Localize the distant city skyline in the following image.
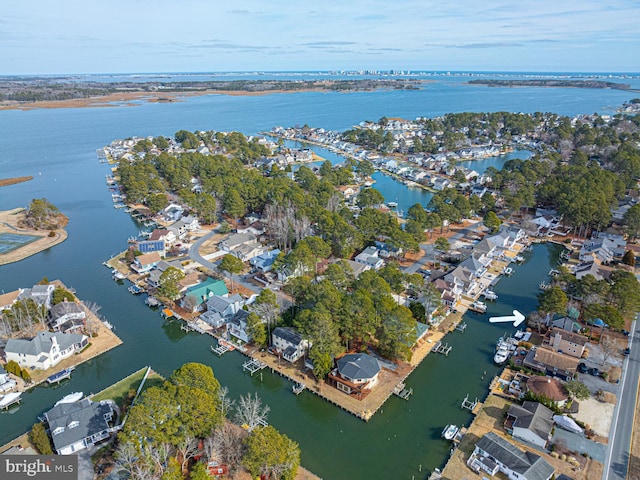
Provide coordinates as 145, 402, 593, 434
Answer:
2, 1, 638, 75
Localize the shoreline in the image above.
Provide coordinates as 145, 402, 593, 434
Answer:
0, 208, 68, 265
0, 176, 33, 187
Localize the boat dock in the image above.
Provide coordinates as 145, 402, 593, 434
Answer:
432, 341, 452, 356
128, 284, 144, 295
461, 394, 479, 412
46, 367, 75, 385
455, 322, 467, 332
211, 340, 233, 356
242, 358, 267, 376
180, 322, 207, 334
0, 392, 22, 410
292, 382, 306, 395
145, 296, 160, 307
392, 382, 413, 400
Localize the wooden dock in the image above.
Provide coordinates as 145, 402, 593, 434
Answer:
432, 341, 452, 356
242, 358, 267, 375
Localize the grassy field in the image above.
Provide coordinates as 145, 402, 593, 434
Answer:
92, 367, 164, 406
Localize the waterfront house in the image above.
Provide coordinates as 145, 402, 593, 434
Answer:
354, 246, 385, 270
526, 376, 568, 408
163, 204, 184, 222
579, 233, 626, 264
443, 266, 478, 297
546, 328, 588, 358
250, 249, 281, 273
44, 398, 115, 455
48, 301, 86, 333
131, 251, 162, 274
4, 331, 88, 370
18, 284, 55, 309
458, 253, 489, 277
136, 239, 166, 255
505, 401, 554, 449
226, 310, 252, 345
549, 315, 581, 333
523, 347, 579, 381
181, 278, 229, 312
328, 353, 381, 399
574, 259, 604, 281
200, 294, 244, 328
467, 431, 554, 480
0, 289, 23, 311
473, 237, 498, 258
271, 327, 309, 363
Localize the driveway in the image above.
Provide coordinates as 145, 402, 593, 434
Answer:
553, 428, 606, 463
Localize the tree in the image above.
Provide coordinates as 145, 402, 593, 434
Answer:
24, 198, 59, 229
252, 289, 280, 344
600, 335, 617, 365
51, 287, 75, 305
247, 312, 267, 346
564, 380, 590, 400
188, 461, 210, 480
234, 393, 270, 432
537, 286, 568, 315
609, 270, 640, 317
157, 266, 185, 303
356, 187, 385, 209
623, 203, 640, 239
224, 188, 246, 222
197, 193, 217, 225
209, 423, 245, 474
377, 305, 415, 361
622, 250, 636, 267
243, 426, 300, 480
483, 211, 501, 234
147, 193, 169, 214
170, 362, 221, 397
219, 254, 244, 293
434, 237, 450, 259
29, 422, 53, 454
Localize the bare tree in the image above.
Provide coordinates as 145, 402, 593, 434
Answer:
326, 193, 342, 212
113, 441, 143, 479
600, 335, 617, 366
83, 301, 103, 336
175, 434, 200, 474
233, 392, 270, 432
211, 423, 245, 473
217, 386, 235, 418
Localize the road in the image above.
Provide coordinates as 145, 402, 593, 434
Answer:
604, 318, 639, 480
189, 230, 292, 309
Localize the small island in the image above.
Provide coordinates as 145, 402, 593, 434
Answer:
0, 198, 68, 265
469, 78, 632, 90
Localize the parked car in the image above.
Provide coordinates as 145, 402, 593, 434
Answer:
589, 367, 600, 377
577, 362, 588, 373
623, 347, 631, 356
622, 330, 630, 336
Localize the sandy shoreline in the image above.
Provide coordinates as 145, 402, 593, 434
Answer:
0, 208, 68, 265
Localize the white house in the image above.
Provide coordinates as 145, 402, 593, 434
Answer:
355, 246, 385, 270
200, 294, 244, 328
44, 398, 115, 455
131, 251, 162, 274
505, 401, 554, 449
48, 301, 86, 333
467, 432, 554, 480
271, 327, 309, 363
4, 331, 89, 370
220, 232, 257, 253
0, 364, 17, 393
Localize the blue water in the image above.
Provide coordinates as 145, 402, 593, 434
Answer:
0, 76, 628, 477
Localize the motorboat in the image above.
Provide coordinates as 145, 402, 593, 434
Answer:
494, 346, 510, 365
54, 392, 84, 406
502, 266, 513, 276
470, 301, 487, 313
0, 392, 22, 409
441, 424, 459, 440
482, 290, 498, 301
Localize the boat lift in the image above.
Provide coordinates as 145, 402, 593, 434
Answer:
393, 382, 413, 400
242, 358, 267, 376
432, 341, 452, 356
461, 394, 479, 411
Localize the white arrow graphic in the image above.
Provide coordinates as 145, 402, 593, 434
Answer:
489, 310, 525, 327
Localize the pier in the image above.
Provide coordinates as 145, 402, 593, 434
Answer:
180, 322, 207, 334
242, 358, 267, 376
211, 342, 231, 356
454, 322, 467, 332
432, 341, 452, 356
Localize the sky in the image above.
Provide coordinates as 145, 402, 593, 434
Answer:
1, 0, 639, 75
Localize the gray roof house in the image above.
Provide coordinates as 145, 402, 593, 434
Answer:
227, 310, 252, 345
468, 431, 555, 480
44, 398, 115, 455
200, 294, 244, 329
220, 232, 257, 252
271, 327, 309, 363
4, 331, 88, 371
328, 353, 381, 398
48, 301, 86, 333
18, 284, 55, 309
505, 401, 554, 449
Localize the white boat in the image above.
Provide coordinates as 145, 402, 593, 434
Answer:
515, 255, 525, 263
494, 346, 510, 365
552, 415, 584, 434
441, 424, 459, 440
502, 267, 513, 275
470, 301, 487, 313
0, 392, 22, 409
387, 201, 398, 208
482, 290, 498, 301
54, 392, 84, 406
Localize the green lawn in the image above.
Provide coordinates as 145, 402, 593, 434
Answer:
92, 367, 164, 407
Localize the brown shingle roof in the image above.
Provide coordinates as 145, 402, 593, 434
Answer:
533, 348, 580, 373
551, 328, 589, 346
526, 376, 568, 402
